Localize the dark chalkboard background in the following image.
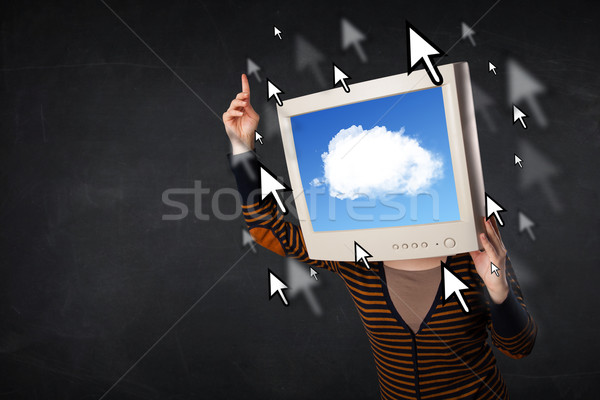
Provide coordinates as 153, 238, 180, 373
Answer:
2, 0, 599, 398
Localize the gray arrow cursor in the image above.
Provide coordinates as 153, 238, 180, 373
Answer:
341, 18, 367, 63
518, 211, 536, 241
246, 58, 262, 82
507, 59, 547, 127
295, 34, 326, 87
461, 22, 476, 46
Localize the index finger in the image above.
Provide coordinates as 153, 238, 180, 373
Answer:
241, 73, 250, 96
489, 215, 502, 241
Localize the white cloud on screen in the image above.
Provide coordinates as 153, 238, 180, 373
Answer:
309, 177, 324, 187
311, 125, 443, 200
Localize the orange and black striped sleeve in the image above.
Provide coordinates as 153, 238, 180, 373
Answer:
487, 255, 538, 359
228, 150, 338, 273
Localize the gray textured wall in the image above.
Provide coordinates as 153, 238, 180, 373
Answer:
1, 0, 599, 398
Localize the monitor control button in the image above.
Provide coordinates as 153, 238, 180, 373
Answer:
444, 238, 456, 248
393, 244, 399, 250
421, 242, 428, 248
402, 243, 409, 249
411, 243, 418, 249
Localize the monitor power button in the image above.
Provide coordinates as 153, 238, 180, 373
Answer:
444, 238, 456, 248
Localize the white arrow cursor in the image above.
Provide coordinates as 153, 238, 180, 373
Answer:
485, 193, 507, 226
513, 104, 528, 129
266, 79, 284, 107
442, 262, 469, 313
246, 58, 262, 82
354, 241, 372, 269
407, 21, 444, 86
518, 211, 536, 241
488, 61, 497, 75
273, 26, 282, 40
490, 262, 500, 277
341, 18, 367, 63
310, 268, 318, 280
255, 131, 263, 145
260, 166, 290, 214
269, 269, 289, 306
514, 153, 523, 168
461, 22, 476, 46
332, 63, 351, 93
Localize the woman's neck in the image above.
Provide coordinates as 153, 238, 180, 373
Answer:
384, 256, 449, 271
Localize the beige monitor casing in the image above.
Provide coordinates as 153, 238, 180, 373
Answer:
276, 62, 486, 261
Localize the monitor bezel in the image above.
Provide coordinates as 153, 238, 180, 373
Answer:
277, 62, 485, 261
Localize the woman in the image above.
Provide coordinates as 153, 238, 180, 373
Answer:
223, 74, 537, 400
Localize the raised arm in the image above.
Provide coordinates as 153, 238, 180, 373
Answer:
223, 73, 259, 156
223, 74, 338, 273
487, 256, 538, 359
470, 217, 537, 359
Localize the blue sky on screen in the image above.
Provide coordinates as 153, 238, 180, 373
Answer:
290, 87, 460, 232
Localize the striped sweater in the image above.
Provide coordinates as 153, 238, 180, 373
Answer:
229, 151, 537, 400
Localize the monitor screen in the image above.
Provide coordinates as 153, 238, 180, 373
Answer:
290, 86, 460, 232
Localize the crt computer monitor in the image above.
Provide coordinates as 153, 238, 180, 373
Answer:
277, 62, 485, 261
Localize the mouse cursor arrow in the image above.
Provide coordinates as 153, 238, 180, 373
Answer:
485, 193, 506, 226
273, 26, 282, 40
507, 59, 547, 127
514, 153, 523, 168
242, 229, 257, 253
255, 131, 263, 145
490, 262, 500, 277
518, 211, 536, 241
341, 18, 367, 63
260, 102, 278, 140
471, 83, 497, 132
461, 22, 476, 46
406, 21, 444, 86
518, 138, 562, 213
442, 262, 470, 313
260, 166, 290, 214
488, 61, 497, 75
287, 259, 322, 316
354, 241, 372, 269
513, 104, 528, 129
266, 79, 284, 106
310, 268, 318, 280
332, 63, 351, 93
246, 58, 262, 82
295, 35, 327, 87
269, 269, 289, 306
